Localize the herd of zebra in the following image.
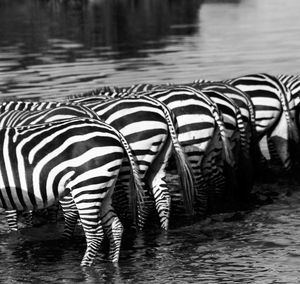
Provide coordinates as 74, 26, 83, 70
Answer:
0, 72, 300, 266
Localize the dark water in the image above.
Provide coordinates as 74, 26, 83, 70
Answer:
1, 0, 300, 283
1, 179, 300, 283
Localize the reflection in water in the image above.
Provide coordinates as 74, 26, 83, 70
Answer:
2, 0, 300, 100
0, 0, 204, 99
0, 0, 202, 56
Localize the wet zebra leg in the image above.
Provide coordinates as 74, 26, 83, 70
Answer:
60, 194, 79, 239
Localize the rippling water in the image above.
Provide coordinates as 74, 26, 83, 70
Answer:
1, 0, 300, 100
1, 0, 300, 283
1, 180, 300, 283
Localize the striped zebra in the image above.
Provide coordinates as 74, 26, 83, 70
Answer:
67, 85, 235, 215
0, 99, 194, 231
192, 81, 257, 196
0, 100, 68, 112
0, 103, 98, 128
65, 96, 195, 228
0, 104, 102, 231
277, 74, 300, 116
192, 81, 256, 146
193, 86, 252, 204
124, 82, 252, 205
224, 73, 298, 170
277, 74, 300, 164
128, 82, 253, 206
0, 117, 145, 266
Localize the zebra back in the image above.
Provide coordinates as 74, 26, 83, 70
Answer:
73, 95, 196, 217
0, 104, 101, 128
0, 117, 144, 213
0, 101, 65, 112
193, 81, 256, 133
69, 84, 236, 168
278, 74, 300, 111
106, 122, 146, 228
133, 95, 195, 216
147, 85, 236, 167
226, 73, 299, 144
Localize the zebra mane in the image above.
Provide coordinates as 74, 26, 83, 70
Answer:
66, 85, 131, 100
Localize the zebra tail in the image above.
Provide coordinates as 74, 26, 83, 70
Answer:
209, 104, 235, 168
235, 106, 250, 156
114, 129, 146, 230
277, 78, 299, 144
145, 96, 195, 216
190, 88, 236, 167
221, 134, 235, 168
173, 141, 196, 216
80, 106, 147, 229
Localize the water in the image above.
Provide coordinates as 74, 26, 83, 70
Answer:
1, 183, 300, 283
1, 0, 300, 282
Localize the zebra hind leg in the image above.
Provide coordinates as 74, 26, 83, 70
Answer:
101, 209, 124, 262
71, 192, 104, 266
101, 180, 124, 262
5, 210, 19, 231
60, 194, 79, 239
145, 138, 173, 231
5, 210, 34, 231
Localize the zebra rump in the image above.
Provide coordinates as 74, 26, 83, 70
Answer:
0, 117, 144, 266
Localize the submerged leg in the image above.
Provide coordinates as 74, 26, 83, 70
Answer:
102, 182, 124, 262
72, 191, 104, 267
5, 210, 18, 231
146, 138, 173, 230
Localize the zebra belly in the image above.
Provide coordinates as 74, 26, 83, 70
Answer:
0, 186, 59, 211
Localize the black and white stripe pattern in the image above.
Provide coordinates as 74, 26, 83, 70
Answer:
0, 104, 98, 128
277, 74, 300, 165
191, 82, 254, 203
67, 96, 195, 228
68, 85, 235, 215
0, 98, 194, 230
193, 81, 256, 145
0, 117, 145, 266
0, 104, 101, 231
224, 73, 298, 169
277, 74, 300, 119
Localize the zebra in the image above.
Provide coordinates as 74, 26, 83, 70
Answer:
277, 74, 300, 117
0, 99, 194, 231
125, 83, 252, 206
277, 74, 300, 165
194, 87, 251, 200
0, 117, 145, 266
67, 85, 235, 215
192, 81, 256, 145
124, 82, 253, 206
224, 73, 298, 170
0, 104, 103, 231
0, 103, 99, 129
65, 96, 195, 228
192, 81, 257, 197
0, 100, 68, 112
